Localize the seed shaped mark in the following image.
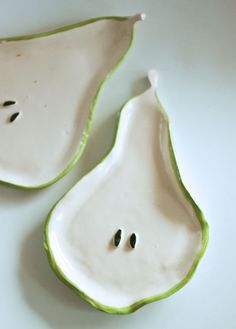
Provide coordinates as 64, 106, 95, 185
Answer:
130, 233, 137, 249
114, 229, 122, 247
3, 100, 16, 107
9, 112, 20, 123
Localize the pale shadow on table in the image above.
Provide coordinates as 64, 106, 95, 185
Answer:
0, 183, 43, 205
131, 76, 150, 96
75, 113, 118, 180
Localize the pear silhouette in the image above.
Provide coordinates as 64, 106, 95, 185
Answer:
44, 70, 209, 314
0, 14, 145, 188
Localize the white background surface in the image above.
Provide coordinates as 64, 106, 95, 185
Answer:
0, 0, 235, 328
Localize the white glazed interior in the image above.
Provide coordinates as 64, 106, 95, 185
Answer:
48, 73, 202, 309
0, 16, 139, 187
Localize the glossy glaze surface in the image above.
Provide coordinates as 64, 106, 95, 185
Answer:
0, 16, 140, 187
1, 0, 235, 327
46, 72, 205, 310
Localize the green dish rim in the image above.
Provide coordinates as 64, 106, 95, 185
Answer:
0, 15, 134, 190
44, 85, 209, 314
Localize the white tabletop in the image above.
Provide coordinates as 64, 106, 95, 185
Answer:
0, 1, 235, 328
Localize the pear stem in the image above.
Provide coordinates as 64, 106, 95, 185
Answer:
148, 69, 158, 89
130, 13, 146, 24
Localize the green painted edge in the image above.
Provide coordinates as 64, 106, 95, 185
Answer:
44, 84, 209, 315
0, 16, 128, 42
0, 15, 134, 190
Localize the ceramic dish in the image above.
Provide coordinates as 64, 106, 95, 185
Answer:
44, 70, 209, 314
0, 14, 144, 189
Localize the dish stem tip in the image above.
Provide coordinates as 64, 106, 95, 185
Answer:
148, 69, 158, 89
130, 13, 146, 24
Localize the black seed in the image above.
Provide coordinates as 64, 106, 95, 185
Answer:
9, 112, 20, 123
130, 233, 137, 249
114, 229, 122, 247
3, 100, 16, 107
